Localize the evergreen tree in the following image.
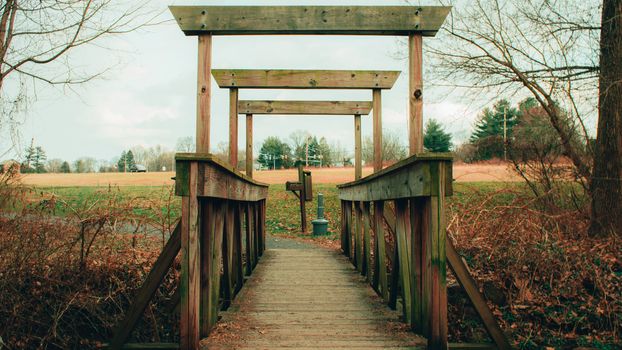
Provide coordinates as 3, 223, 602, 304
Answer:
60, 161, 71, 173
470, 99, 520, 160
126, 150, 136, 170
258, 137, 292, 169
423, 119, 452, 152
33, 146, 47, 173
117, 151, 127, 172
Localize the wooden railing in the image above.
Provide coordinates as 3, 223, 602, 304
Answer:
109, 153, 268, 350
338, 153, 452, 349
338, 153, 512, 350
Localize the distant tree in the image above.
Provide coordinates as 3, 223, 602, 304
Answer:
33, 147, 47, 173
117, 151, 127, 172
60, 161, 71, 173
316, 137, 333, 167
362, 129, 407, 165
74, 158, 96, 173
329, 141, 350, 166
176, 136, 195, 152
126, 151, 136, 170
46, 159, 64, 173
423, 119, 452, 152
470, 100, 519, 160
258, 137, 292, 170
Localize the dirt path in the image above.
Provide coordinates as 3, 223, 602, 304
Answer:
17, 163, 519, 187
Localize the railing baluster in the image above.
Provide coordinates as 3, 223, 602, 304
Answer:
362, 201, 372, 284
374, 201, 388, 302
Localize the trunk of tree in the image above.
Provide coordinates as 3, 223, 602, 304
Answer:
589, 0, 622, 236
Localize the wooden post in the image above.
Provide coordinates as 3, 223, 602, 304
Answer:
246, 114, 253, 177
372, 89, 383, 172
426, 161, 448, 350
180, 162, 200, 350
354, 114, 362, 180
199, 200, 213, 338
362, 202, 372, 282
409, 34, 424, 155
374, 201, 389, 302
245, 203, 254, 275
196, 35, 212, 153
395, 199, 412, 324
229, 88, 239, 167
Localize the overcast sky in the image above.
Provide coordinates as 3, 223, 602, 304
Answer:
8, 0, 484, 163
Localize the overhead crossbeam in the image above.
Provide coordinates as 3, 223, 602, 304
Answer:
238, 100, 372, 115
212, 70, 400, 90
169, 6, 451, 36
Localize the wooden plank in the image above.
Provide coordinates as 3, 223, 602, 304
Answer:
344, 201, 353, 259
238, 100, 372, 115
234, 203, 244, 294
229, 88, 239, 168
176, 155, 269, 202
447, 240, 513, 350
260, 200, 267, 254
373, 89, 383, 172
374, 201, 389, 302
354, 114, 362, 180
244, 203, 254, 275
395, 199, 412, 324
362, 202, 372, 283
180, 163, 200, 350
338, 155, 453, 201
199, 200, 213, 337
208, 201, 226, 329
104, 343, 180, 349
245, 114, 253, 178
427, 161, 448, 350
221, 202, 235, 309
411, 198, 426, 334
354, 202, 363, 273
212, 69, 400, 89
109, 223, 181, 350
409, 34, 424, 155
196, 35, 211, 153
169, 6, 451, 36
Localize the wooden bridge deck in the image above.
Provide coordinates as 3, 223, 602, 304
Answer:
202, 244, 426, 350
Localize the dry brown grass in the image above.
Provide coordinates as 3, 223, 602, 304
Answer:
17, 164, 520, 187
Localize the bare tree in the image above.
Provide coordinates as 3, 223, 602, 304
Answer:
175, 136, 195, 152
0, 0, 161, 154
425, 0, 620, 235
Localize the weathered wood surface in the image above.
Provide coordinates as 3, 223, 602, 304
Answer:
175, 153, 268, 201
212, 69, 400, 89
196, 35, 211, 153
338, 153, 453, 201
239, 100, 372, 115
169, 6, 451, 36
409, 34, 424, 155
202, 247, 426, 349
229, 88, 239, 168
373, 88, 383, 172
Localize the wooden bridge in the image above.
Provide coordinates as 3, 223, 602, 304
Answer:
107, 5, 513, 350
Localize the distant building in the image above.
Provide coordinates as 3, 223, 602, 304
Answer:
130, 164, 147, 173
0, 160, 20, 175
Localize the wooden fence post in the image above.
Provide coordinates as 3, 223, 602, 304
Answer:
409, 34, 424, 155
196, 35, 212, 153
246, 114, 253, 177
229, 88, 239, 167
354, 114, 362, 180
373, 89, 383, 172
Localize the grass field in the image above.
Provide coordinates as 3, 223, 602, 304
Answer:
17, 163, 520, 187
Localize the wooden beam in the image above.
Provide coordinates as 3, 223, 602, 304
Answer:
354, 114, 362, 180
372, 89, 383, 172
104, 343, 180, 349
238, 100, 372, 115
337, 154, 453, 201
409, 34, 424, 155
447, 240, 513, 350
229, 88, 239, 168
246, 114, 253, 178
175, 153, 269, 202
212, 69, 400, 89
196, 35, 212, 153
109, 223, 181, 350
180, 163, 200, 350
169, 6, 451, 36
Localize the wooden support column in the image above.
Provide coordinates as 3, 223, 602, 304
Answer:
246, 114, 253, 177
180, 162, 200, 350
372, 89, 383, 172
374, 201, 389, 302
409, 34, 424, 155
395, 199, 412, 324
229, 88, 239, 167
196, 35, 212, 153
354, 114, 362, 180
426, 161, 448, 350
